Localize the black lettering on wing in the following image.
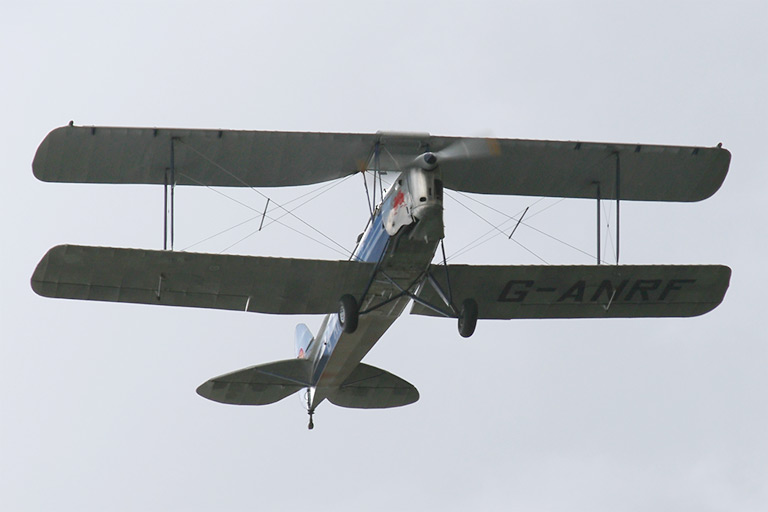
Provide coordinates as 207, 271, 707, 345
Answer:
498, 280, 534, 302
624, 279, 662, 301
557, 281, 585, 302
658, 279, 696, 300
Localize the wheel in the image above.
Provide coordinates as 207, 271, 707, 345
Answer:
458, 298, 478, 338
338, 294, 359, 334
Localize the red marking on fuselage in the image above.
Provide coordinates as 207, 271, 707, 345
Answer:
393, 190, 405, 210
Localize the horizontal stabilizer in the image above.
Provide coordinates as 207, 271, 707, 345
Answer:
326, 363, 419, 409
32, 245, 374, 315
412, 264, 731, 319
197, 359, 312, 406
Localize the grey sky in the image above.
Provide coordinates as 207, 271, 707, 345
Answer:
2, 1, 767, 510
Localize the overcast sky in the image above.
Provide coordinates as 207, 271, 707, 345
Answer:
2, 1, 767, 511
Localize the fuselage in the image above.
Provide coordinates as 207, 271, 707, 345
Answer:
305, 166, 444, 409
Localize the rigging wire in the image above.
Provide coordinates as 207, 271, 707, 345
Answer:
177, 140, 352, 257
441, 151, 620, 264
444, 189, 602, 264
444, 190, 549, 264
219, 220, 348, 257
445, 196, 554, 261
182, 175, 352, 253
602, 200, 617, 264
175, 170, 352, 258
361, 171, 374, 219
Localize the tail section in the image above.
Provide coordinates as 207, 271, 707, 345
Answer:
197, 359, 418, 411
196, 359, 312, 405
326, 363, 419, 409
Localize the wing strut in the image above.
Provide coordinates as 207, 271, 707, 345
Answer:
595, 182, 601, 265
593, 153, 621, 265
164, 138, 176, 251
615, 151, 621, 264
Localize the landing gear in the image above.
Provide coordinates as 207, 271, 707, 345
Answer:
458, 298, 478, 338
338, 294, 359, 334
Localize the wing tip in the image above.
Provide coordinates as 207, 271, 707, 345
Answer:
685, 145, 731, 202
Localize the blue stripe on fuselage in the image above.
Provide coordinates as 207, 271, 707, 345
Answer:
354, 204, 390, 263
311, 203, 393, 383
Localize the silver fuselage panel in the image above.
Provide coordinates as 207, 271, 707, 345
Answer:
308, 167, 442, 407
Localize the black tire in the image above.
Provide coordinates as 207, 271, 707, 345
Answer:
458, 298, 478, 338
338, 294, 359, 334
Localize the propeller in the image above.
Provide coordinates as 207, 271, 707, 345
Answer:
410, 138, 501, 171
434, 137, 501, 161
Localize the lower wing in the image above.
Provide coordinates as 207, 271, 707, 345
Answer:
412, 264, 731, 319
32, 245, 375, 315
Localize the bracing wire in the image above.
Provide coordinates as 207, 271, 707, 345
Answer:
182, 176, 348, 252
361, 171, 374, 219
177, 140, 353, 257
443, 151, 619, 264
602, 200, 617, 264
444, 190, 549, 264
176, 171, 352, 258
444, 190, 601, 264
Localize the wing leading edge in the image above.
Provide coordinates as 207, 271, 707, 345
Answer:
412, 264, 731, 319
34, 125, 729, 202
33, 125, 377, 187
32, 245, 375, 315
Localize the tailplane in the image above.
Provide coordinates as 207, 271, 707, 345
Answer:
326, 363, 419, 409
197, 359, 312, 405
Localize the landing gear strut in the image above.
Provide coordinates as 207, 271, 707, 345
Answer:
458, 298, 478, 338
308, 409, 315, 430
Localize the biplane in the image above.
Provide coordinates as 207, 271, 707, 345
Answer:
31, 125, 731, 428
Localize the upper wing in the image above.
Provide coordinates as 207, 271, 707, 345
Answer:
34, 125, 729, 201
32, 245, 374, 314
430, 137, 730, 202
33, 125, 377, 187
412, 264, 731, 319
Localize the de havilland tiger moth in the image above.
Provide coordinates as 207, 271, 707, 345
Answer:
31, 125, 731, 428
